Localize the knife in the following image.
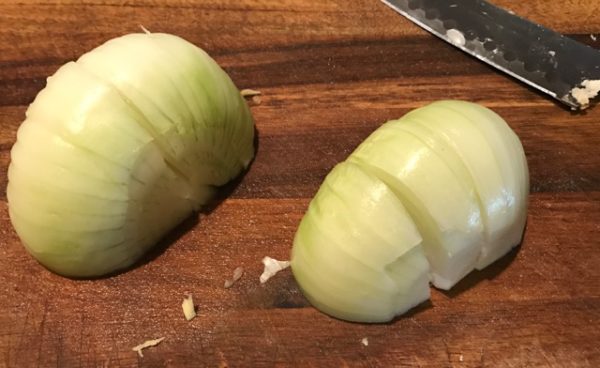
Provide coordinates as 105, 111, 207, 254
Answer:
381, 0, 600, 110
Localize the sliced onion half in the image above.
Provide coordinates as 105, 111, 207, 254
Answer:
291, 100, 529, 322
7, 33, 255, 277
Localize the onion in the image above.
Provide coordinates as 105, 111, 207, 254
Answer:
132, 337, 165, 357
7, 33, 254, 277
259, 257, 290, 284
291, 101, 528, 323
181, 294, 196, 321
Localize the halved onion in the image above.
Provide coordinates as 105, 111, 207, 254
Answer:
291, 100, 528, 322
7, 33, 254, 277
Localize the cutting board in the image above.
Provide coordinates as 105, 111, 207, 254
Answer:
1, 1, 599, 367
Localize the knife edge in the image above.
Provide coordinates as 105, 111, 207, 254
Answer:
380, 0, 600, 110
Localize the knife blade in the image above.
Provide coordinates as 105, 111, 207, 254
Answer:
381, 0, 600, 110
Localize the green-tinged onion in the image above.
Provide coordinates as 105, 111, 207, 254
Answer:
291, 100, 528, 323
8, 33, 254, 277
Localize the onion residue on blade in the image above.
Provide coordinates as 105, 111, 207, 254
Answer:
568, 79, 600, 109
446, 29, 466, 47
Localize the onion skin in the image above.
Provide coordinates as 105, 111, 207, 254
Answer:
291, 100, 529, 323
7, 33, 254, 278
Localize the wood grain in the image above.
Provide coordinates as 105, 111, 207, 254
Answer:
1, 1, 599, 367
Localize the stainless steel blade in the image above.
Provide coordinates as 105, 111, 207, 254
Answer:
381, 0, 600, 110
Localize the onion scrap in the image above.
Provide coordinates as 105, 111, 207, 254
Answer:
260, 257, 290, 284
132, 337, 165, 357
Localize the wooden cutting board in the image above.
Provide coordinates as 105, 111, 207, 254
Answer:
1, 1, 599, 367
